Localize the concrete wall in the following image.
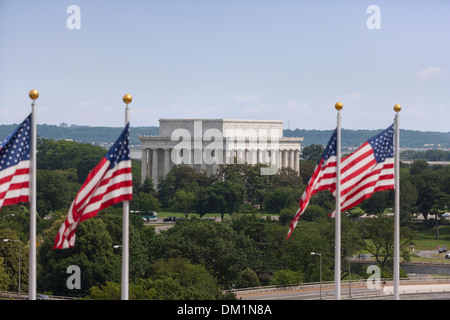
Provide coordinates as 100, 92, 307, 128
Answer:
353, 260, 450, 276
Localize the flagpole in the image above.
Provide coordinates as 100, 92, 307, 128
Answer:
393, 104, 401, 300
28, 89, 38, 300
121, 94, 132, 300
334, 102, 343, 300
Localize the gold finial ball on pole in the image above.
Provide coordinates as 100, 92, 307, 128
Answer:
335, 102, 343, 111
394, 104, 402, 112
29, 89, 39, 100
123, 94, 132, 104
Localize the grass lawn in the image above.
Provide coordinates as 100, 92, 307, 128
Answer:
144, 211, 277, 219
414, 224, 450, 251
408, 224, 450, 264
147, 212, 221, 219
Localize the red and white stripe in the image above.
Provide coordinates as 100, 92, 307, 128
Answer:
288, 141, 394, 238
0, 160, 30, 208
287, 154, 337, 239
53, 158, 132, 249
329, 141, 394, 217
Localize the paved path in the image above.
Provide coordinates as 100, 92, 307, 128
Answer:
383, 283, 450, 295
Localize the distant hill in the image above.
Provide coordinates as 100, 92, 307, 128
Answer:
284, 128, 450, 149
0, 124, 448, 149
0, 124, 159, 148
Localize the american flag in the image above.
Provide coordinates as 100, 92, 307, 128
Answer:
54, 124, 133, 249
0, 114, 31, 209
332, 124, 394, 216
287, 129, 338, 239
287, 124, 395, 239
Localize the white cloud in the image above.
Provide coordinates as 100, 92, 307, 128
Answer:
232, 94, 261, 102
414, 67, 444, 80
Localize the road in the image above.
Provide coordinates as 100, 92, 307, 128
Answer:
144, 217, 175, 234
238, 284, 385, 300
238, 277, 450, 300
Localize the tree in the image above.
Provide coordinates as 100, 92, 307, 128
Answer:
399, 177, 418, 225
168, 189, 196, 217
280, 218, 335, 282
230, 215, 290, 276
131, 192, 161, 213
301, 144, 324, 163
241, 164, 273, 210
299, 161, 316, 185
270, 269, 304, 286
0, 228, 28, 292
360, 191, 390, 215
37, 138, 106, 171
0, 256, 11, 291
86, 257, 232, 300
153, 218, 261, 288
139, 177, 156, 194
429, 192, 450, 240
99, 209, 156, 280
301, 204, 328, 222
37, 169, 80, 216
85, 281, 121, 300
410, 160, 429, 175
207, 180, 245, 221
413, 169, 441, 220
193, 187, 211, 217
77, 154, 103, 183
272, 167, 303, 190
235, 268, 260, 289
217, 163, 272, 210
38, 217, 121, 297
157, 165, 215, 207
356, 215, 417, 268
150, 258, 225, 299
263, 187, 297, 214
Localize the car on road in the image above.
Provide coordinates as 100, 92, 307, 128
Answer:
163, 217, 177, 222
446, 253, 450, 259
438, 247, 448, 253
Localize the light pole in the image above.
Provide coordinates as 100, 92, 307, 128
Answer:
310, 252, 322, 300
3, 239, 21, 294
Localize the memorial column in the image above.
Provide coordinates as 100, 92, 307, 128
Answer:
141, 148, 148, 184
164, 148, 170, 177
152, 148, 159, 188
289, 150, 295, 170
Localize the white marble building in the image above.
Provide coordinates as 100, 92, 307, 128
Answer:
139, 119, 303, 187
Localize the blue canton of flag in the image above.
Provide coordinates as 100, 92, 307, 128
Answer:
320, 129, 337, 167
368, 124, 394, 163
105, 125, 131, 169
337, 123, 395, 214
0, 114, 31, 209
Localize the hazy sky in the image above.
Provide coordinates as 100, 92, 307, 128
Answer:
0, 0, 449, 132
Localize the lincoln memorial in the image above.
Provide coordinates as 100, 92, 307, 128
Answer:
139, 119, 303, 187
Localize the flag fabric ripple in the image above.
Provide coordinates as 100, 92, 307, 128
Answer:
0, 114, 31, 209
330, 124, 394, 216
287, 129, 338, 239
54, 124, 133, 249
287, 124, 395, 239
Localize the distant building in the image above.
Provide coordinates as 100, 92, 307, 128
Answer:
139, 119, 303, 187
